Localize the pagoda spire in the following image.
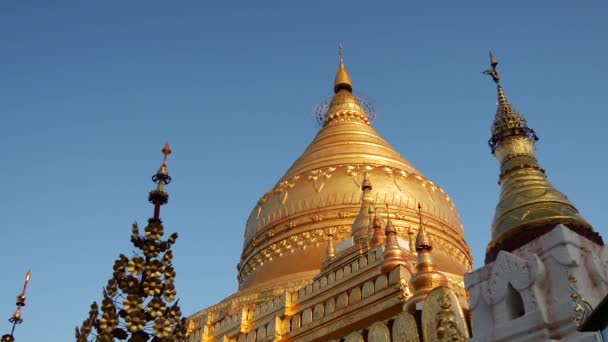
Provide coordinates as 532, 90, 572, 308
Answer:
406, 204, 448, 310
482, 53, 599, 263
351, 174, 374, 248
380, 206, 409, 274
323, 44, 371, 126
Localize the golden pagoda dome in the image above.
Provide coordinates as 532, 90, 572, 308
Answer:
237, 47, 472, 291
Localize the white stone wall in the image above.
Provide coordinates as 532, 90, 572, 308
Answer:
465, 225, 608, 341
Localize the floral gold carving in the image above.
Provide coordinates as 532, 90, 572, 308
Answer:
568, 273, 593, 327
338, 211, 351, 218
400, 278, 413, 301
307, 167, 336, 193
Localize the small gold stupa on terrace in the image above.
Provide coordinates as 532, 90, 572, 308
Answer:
187, 46, 472, 342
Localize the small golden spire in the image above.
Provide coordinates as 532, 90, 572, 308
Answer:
370, 209, 385, 249
415, 203, 432, 251
483, 52, 537, 153
381, 206, 409, 274
334, 43, 353, 93
361, 172, 372, 191
351, 174, 374, 247
406, 204, 448, 310
325, 229, 336, 262
407, 226, 416, 253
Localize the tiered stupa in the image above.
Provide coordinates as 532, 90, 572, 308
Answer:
187, 47, 473, 341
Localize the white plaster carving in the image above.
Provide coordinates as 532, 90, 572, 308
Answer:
465, 224, 607, 342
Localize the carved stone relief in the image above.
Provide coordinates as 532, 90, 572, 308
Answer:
325, 298, 336, 315
349, 287, 362, 304
392, 312, 420, 342
422, 287, 469, 342
336, 292, 348, 309
375, 275, 388, 291
362, 281, 375, 299
301, 308, 312, 325
367, 322, 390, 342
313, 303, 324, 321
344, 332, 365, 342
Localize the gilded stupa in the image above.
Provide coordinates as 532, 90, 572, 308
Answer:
465, 53, 606, 342
187, 46, 473, 341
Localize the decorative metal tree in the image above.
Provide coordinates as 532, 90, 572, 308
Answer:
1, 270, 31, 342
76, 144, 187, 342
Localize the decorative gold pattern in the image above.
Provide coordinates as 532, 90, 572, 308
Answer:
568, 273, 593, 327
399, 278, 413, 301
381, 208, 410, 274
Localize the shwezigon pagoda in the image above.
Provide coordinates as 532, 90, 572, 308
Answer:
183, 50, 608, 342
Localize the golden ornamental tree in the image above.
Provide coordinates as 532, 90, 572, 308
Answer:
76, 145, 187, 342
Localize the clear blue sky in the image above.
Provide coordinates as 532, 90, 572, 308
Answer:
1, 1, 606, 340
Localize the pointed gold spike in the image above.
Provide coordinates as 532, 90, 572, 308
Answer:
334, 43, 353, 93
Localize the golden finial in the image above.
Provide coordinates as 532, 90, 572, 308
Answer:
361, 172, 372, 191
415, 203, 432, 251
162, 143, 171, 163
334, 42, 353, 93
385, 203, 395, 233
159, 143, 172, 175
